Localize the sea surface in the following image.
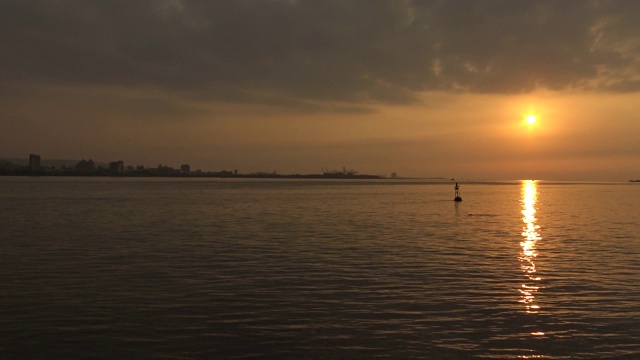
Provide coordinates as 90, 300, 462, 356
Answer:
1, 177, 639, 359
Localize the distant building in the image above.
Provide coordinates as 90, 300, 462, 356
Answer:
180, 164, 190, 175
390, 172, 398, 179
109, 161, 124, 175
152, 164, 178, 175
29, 154, 41, 171
75, 159, 96, 172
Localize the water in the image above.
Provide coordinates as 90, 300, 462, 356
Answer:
1, 177, 639, 359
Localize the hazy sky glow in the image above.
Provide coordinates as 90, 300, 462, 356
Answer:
2, 0, 640, 180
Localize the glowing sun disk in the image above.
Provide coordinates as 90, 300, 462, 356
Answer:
526, 115, 537, 125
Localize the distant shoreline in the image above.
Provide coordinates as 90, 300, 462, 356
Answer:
1, 158, 392, 179
0, 171, 386, 180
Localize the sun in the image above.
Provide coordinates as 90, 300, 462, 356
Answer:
526, 115, 537, 125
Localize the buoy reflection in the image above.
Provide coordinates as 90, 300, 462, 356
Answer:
519, 180, 545, 338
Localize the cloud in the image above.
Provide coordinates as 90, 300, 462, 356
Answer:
1, 0, 639, 106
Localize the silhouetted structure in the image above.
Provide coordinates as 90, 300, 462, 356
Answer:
322, 166, 359, 176
152, 164, 179, 176
0, 156, 385, 179
454, 182, 462, 202
109, 161, 124, 175
75, 159, 96, 173
29, 154, 41, 171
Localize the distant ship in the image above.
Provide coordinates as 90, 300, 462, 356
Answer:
630, 180, 640, 182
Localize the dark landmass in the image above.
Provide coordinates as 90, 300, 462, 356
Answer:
0, 158, 385, 179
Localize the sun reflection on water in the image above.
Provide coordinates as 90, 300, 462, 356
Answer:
519, 180, 544, 333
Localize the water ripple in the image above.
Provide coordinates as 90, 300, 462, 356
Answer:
1, 178, 639, 359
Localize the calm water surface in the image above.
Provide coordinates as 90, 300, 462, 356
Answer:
1, 178, 639, 359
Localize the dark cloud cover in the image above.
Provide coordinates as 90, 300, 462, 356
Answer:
2, 0, 639, 104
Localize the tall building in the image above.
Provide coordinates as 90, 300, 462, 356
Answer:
109, 161, 124, 175
180, 164, 191, 175
29, 154, 41, 171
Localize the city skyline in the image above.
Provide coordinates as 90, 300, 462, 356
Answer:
1, 153, 391, 179
2, 1, 640, 180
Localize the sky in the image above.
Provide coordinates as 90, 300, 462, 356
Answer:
1, 0, 639, 180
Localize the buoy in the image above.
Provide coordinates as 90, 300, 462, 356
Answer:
454, 182, 462, 202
